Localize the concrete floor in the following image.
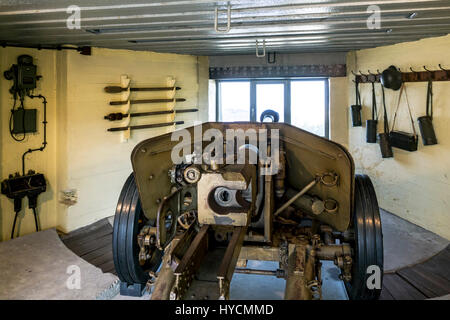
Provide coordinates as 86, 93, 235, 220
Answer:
0, 229, 117, 300
1, 209, 448, 300
380, 209, 449, 272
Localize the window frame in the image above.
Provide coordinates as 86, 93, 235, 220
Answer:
216, 78, 330, 139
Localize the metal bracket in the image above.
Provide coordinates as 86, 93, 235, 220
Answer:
170, 225, 210, 300
214, 3, 231, 33
216, 226, 246, 300
256, 40, 266, 58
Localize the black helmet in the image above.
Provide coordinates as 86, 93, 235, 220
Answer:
381, 66, 403, 91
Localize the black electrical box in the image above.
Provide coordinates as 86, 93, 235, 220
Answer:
17, 55, 37, 90
4, 55, 38, 93
1, 172, 46, 201
12, 108, 37, 134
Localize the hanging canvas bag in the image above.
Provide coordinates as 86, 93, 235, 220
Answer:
366, 82, 378, 143
389, 85, 418, 152
351, 81, 362, 127
378, 85, 393, 158
417, 80, 438, 145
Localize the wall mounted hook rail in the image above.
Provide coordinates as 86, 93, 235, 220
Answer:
367, 70, 379, 82
355, 65, 450, 83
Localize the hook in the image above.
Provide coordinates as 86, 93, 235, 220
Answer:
438, 64, 450, 80
214, 3, 231, 33
409, 67, 420, 81
351, 70, 361, 83
424, 65, 434, 81
267, 52, 276, 64
367, 70, 377, 83
358, 70, 369, 82
255, 39, 266, 58
438, 64, 448, 71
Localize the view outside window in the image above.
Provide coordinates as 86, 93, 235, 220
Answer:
256, 83, 284, 122
291, 81, 326, 137
217, 79, 327, 137
219, 81, 250, 121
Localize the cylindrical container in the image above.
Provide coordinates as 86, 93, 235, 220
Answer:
366, 120, 378, 143
418, 116, 437, 145
351, 104, 362, 127
378, 133, 393, 158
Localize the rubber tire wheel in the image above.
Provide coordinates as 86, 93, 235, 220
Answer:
344, 174, 383, 300
112, 173, 162, 285
260, 109, 280, 123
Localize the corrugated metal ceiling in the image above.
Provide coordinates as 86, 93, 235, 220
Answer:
0, 0, 449, 56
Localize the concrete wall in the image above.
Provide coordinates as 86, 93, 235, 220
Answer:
0, 47, 208, 240
329, 77, 349, 147
4, 35, 448, 241
59, 49, 208, 233
347, 34, 450, 240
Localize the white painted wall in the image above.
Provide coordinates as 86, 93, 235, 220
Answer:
59, 48, 208, 232
347, 35, 450, 240
0, 46, 208, 240
329, 77, 349, 147
0, 48, 58, 241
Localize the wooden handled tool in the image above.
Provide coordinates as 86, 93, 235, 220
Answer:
104, 108, 198, 121
104, 86, 181, 94
107, 121, 184, 132
110, 98, 186, 106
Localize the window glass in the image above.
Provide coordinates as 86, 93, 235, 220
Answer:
219, 81, 250, 122
256, 83, 284, 122
216, 79, 327, 138
291, 81, 326, 136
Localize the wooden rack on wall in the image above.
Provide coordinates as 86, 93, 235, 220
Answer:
352, 65, 450, 84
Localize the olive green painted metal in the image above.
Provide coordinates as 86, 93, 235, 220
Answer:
131, 122, 354, 232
